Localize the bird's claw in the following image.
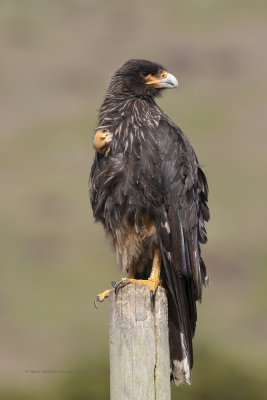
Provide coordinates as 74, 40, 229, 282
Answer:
94, 296, 99, 309
150, 290, 154, 303
94, 280, 125, 308
113, 277, 160, 307
93, 289, 112, 308
95, 278, 160, 308
114, 279, 124, 294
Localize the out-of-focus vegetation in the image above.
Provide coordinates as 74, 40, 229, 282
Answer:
1, 0, 267, 399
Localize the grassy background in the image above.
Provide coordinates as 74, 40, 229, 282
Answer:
1, 0, 267, 398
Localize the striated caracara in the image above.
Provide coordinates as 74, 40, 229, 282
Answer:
90, 59, 210, 385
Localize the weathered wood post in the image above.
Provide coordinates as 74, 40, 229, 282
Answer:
109, 283, 171, 400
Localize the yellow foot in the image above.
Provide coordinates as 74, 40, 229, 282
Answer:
93, 130, 113, 154
114, 277, 161, 300
94, 289, 112, 308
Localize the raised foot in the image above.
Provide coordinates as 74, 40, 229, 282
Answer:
114, 277, 161, 301
93, 130, 113, 154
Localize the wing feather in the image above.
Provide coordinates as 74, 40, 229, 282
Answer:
155, 119, 209, 383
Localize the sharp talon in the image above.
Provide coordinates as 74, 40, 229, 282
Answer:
111, 281, 116, 288
150, 290, 155, 311
94, 296, 99, 309
115, 279, 124, 294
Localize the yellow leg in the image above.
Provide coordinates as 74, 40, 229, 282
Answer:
114, 248, 161, 296
148, 247, 161, 294
94, 248, 161, 308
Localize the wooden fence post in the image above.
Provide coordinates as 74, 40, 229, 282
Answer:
109, 283, 171, 400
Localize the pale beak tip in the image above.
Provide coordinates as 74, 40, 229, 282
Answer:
160, 72, 178, 89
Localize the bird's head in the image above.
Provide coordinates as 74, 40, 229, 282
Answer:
108, 59, 178, 99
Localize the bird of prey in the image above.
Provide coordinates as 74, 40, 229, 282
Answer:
90, 59, 209, 385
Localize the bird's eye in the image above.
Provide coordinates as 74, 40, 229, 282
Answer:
161, 72, 167, 79
140, 72, 147, 78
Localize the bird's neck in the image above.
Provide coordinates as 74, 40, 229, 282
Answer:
97, 95, 160, 133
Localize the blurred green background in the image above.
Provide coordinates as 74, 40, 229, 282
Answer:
1, 0, 267, 399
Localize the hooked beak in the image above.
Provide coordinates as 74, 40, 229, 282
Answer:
145, 71, 178, 89
159, 72, 178, 89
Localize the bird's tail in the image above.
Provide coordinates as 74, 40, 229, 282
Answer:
168, 292, 193, 386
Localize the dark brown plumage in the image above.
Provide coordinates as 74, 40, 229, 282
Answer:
90, 59, 209, 385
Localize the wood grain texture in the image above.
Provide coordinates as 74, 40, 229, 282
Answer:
109, 284, 171, 400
